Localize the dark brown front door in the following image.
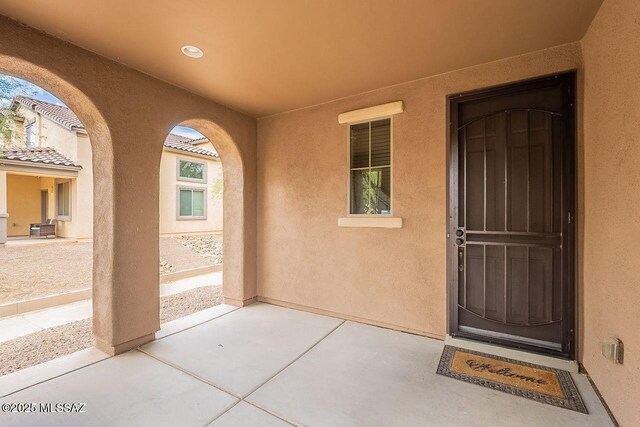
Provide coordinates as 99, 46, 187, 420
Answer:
448, 73, 576, 358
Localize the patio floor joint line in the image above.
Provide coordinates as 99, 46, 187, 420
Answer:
208, 318, 346, 426
138, 319, 346, 426
244, 319, 346, 398
206, 399, 300, 427
135, 347, 242, 399
0, 355, 113, 398
242, 399, 302, 426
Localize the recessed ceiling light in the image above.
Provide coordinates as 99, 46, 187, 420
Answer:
181, 45, 204, 58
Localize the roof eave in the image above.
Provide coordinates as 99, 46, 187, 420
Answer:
13, 96, 86, 133
162, 146, 219, 161
0, 158, 82, 171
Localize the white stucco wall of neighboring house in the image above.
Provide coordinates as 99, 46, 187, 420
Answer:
55, 133, 93, 239
40, 116, 79, 162
159, 149, 223, 235
1, 104, 78, 159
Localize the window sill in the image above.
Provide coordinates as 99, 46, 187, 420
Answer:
338, 217, 403, 228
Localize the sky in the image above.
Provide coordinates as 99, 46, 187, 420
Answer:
0, 74, 64, 107
0, 73, 205, 139
171, 125, 205, 139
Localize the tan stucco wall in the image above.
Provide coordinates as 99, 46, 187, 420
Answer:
4, 10, 636, 422
6, 174, 41, 236
257, 42, 583, 337
581, 0, 640, 424
0, 16, 257, 354
159, 150, 223, 234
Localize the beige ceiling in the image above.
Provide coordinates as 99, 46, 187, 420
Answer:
0, 0, 602, 118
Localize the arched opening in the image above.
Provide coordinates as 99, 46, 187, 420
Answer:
176, 118, 253, 308
0, 47, 256, 363
157, 125, 224, 324
0, 60, 114, 375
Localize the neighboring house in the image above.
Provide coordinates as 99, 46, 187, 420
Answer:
160, 133, 223, 235
0, 96, 222, 240
0, 96, 92, 239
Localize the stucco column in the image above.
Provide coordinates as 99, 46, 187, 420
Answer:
0, 171, 8, 245
220, 162, 257, 307
92, 135, 160, 356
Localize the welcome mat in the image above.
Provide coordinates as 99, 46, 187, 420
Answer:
436, 346, 587, 413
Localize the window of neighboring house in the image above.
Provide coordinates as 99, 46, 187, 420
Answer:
177, 187, 206, 219
177, 158, 207, 182
56, 180, 71, 221
349, 118, 392, 215
25, 122, 37, 147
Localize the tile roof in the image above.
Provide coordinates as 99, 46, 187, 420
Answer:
13, 96, 85, 132
0, 147, 82, 169
9, 96, 218, 159
163, 133, 219, 158
164, 133, 194, 145
190, 136, 208, 144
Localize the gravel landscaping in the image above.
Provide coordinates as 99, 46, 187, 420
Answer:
0, 235, 223, 304
160, 285, 223, 323
176, 235, 223, 265
159, 257, 176, 275
0, 285, 223, 376
0, 242, 93, 304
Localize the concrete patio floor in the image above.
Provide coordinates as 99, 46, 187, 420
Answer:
0, 303, 613, 426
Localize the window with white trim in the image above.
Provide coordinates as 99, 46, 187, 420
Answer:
25, 122, 37, 147
177, 158, 206, 182
177, 187, 206, 219
349, 118, 392, 215
56, 180, 71, 221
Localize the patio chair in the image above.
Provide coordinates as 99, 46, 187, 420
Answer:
29, 219, 57, 238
